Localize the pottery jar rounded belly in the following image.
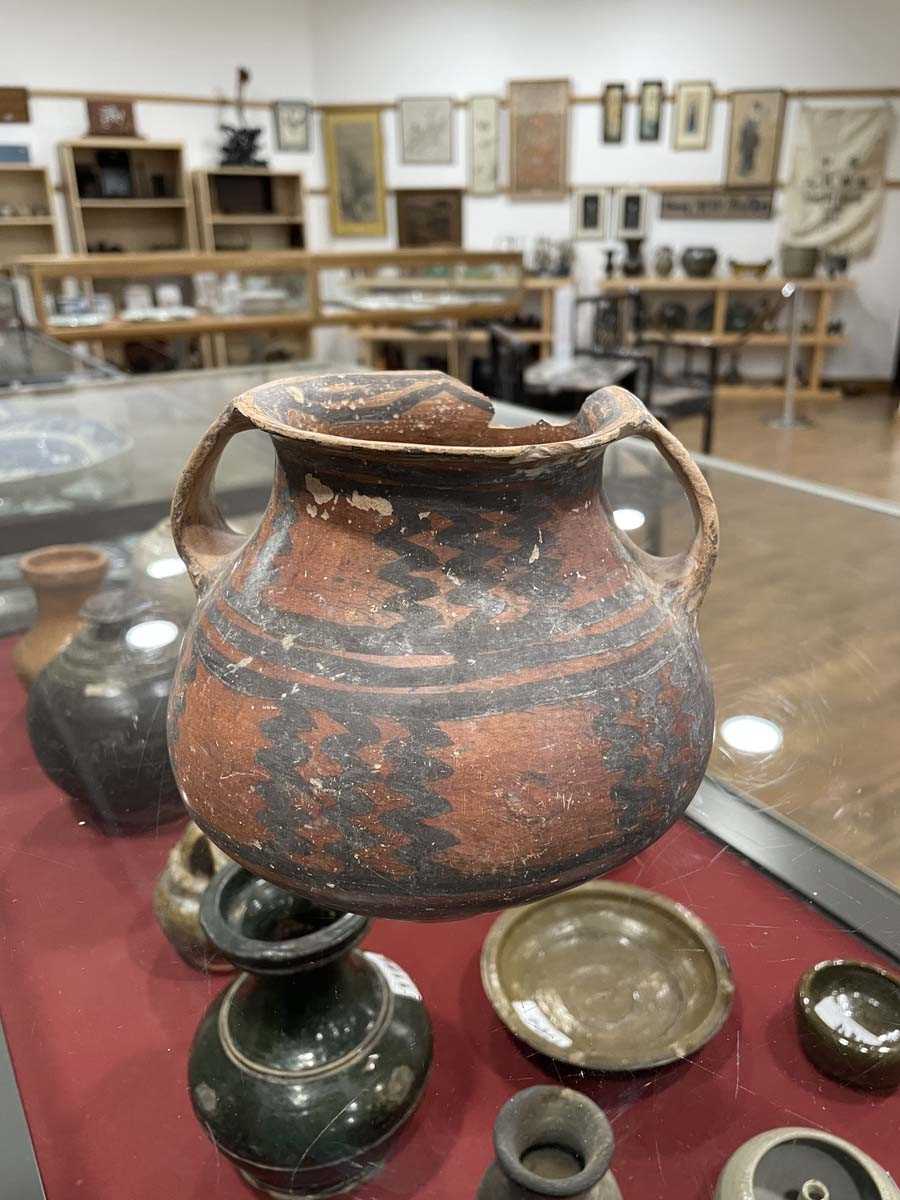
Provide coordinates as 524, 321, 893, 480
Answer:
167, 371, 718, 920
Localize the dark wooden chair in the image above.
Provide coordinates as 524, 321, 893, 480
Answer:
487, 324, 530, 407
576, 293, 719, 454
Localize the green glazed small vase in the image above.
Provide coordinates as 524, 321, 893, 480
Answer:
188, 865, 432, 1198
477, 1086, 622, 1200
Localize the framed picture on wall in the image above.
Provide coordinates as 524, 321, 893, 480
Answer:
396, 188, 463, 247
322, 107, 387, 236
572, 188, 608, 239
602, 83, 625, 144
469, 95, 499, 195
508, 78, 570, 199
614, 187, 648, 238
274, 101, 312, 152
672, 81, 714, 150
86, 99, 137, 138
0, 88, 29, 125
398, 96, 454, 164
638, 81, 664, 142
725, 89, 786, 187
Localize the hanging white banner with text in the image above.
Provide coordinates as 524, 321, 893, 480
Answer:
783, 104, 893, 256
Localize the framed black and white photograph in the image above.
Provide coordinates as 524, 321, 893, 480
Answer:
572, 188, 607, 239
274, 101, 312, 152
398, 96, 454, 164
638, 81, 664, 142
614, 187, 648, 237
672, 81, 714, 150
602, 83, 625, 144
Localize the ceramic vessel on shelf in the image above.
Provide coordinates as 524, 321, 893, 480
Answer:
621, 237, 645, 277
477, 1087, 621, 1200
168, 372, 718, 920
728, 258, 771, 278
681, 246, 718, 278
795, 959, 900, 1090
12, 544, 108, 688
824, 252, 849, 279
481, 880, 734, 1069
714, 1127, 899, 1200
153, 822, 235, 972
188, 864, 432, 1198
780, 245, 819, 279
27, 591, 186, 834
654, 245, 674, 277
657, 300, 688, 331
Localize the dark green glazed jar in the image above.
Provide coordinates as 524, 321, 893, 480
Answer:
188, 865, 433, 1197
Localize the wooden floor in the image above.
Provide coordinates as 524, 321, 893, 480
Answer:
619, 393, 900, 888
676, 392, 900, 502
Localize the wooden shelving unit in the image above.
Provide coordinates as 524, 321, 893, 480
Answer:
0, 165, 59, 266
16, 248, 523, 375
193, 168, 305, 252
601, 275, 855, 402
58, 138, 197, 253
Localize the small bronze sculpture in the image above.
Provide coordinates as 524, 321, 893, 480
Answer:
219, 66, 267, 167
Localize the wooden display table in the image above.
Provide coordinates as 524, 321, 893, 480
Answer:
359, 276, 569, 380
601, 275, 855, 403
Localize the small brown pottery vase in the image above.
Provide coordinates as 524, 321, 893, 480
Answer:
13, 544, 109, 687
477, 1086, 621, 1200
188, 864, 432, 1197
153, 822, 234, 972
168, 372, 718, 919
27, 591, 186, 834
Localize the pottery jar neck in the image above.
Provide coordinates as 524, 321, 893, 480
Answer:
19, 545, 109, 620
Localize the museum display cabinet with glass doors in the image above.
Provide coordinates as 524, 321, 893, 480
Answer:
0, 361, 897, 1200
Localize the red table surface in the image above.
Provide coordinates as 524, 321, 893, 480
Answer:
0, 635, 896, 1200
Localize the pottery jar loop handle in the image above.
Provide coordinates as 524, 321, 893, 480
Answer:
612, 409, 719, 616
171, 404, 257, 595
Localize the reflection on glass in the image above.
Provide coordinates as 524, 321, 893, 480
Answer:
145, 555, 187, 580
125, 618, 180, 651
613, 507, 646, 532
719, 714, 784, 756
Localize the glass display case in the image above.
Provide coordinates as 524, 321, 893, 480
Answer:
0, 366, 896, 1200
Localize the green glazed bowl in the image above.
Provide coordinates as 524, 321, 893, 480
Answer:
795, 959, 900, 1090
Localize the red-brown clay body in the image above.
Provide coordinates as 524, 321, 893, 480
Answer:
13, 543, 109, 688
167, 372, 718, 920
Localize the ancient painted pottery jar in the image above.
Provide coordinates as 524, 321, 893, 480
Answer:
714, 1127, 899, 1200
795, 959, 900, 1090
168, 372, 718, 919
477, 1086, 621, 1200
681, 246, 719, 278
27, 591, 186, 834
153, 822, 234, 972
188, 864, 432, 1197
13, 543, 108, 687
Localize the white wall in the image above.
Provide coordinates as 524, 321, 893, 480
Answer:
2, 0, 898, 377
2, 0, 330, 248
307, 0, 900, 379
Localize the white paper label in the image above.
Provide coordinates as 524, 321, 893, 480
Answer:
366, 952, 422, 1001
513, 1000, 573, 1049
